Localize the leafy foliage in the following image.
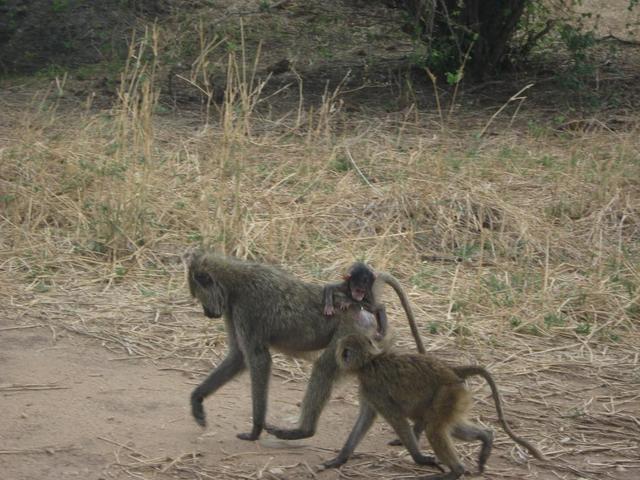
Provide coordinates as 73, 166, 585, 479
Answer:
389, 0, 636, 80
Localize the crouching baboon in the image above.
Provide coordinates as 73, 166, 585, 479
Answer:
323, 262, 426, 354
186, 250, 423, 441
323, 333, 545, 479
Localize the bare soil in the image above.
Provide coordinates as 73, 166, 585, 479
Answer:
0, 308, 349, 480
1, 281, 639, 480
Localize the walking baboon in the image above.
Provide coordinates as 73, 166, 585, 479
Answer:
186, 250, 416, 441
323, 261, 426, 354
323, 333, 545, 478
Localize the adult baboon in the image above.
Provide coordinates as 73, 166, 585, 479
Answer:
186, 250, 422, 441
323, 333, 545, 478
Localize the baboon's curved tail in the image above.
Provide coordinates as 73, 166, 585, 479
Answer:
377, 272, 425, 354
454, 365, 545, 461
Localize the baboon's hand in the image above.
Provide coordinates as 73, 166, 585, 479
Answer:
324, 305, 335, 316
338, 300, 351, 311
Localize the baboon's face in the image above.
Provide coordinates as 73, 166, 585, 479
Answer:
346, 263, 375, 302
189, 271, 226, 318
349, 283, 367, 302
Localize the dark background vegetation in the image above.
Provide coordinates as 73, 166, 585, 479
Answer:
2, 0, 638, 96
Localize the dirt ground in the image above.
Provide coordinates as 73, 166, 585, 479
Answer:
1, 280, 639, 480
0, 307, 358, 480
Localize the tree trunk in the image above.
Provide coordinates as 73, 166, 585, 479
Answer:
404, 0, 530, 78
469, 0, 527, 77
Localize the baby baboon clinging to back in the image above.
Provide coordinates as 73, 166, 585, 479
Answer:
324, 333, 545, 479
322, 261, 426, 353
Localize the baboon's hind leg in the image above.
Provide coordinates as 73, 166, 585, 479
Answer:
421, 423, 465, 480
452, 422, 493, 473
388, 422, 424, 446
266, 347, 338, 439
383, 414, 439, 468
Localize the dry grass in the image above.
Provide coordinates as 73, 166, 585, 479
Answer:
1, 26, 639, 480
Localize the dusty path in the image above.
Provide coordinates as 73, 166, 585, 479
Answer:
3, 309, 638, 480
1, 277, 638, 480
0, 315, 385, 480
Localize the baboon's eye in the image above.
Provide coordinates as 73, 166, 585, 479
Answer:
194, 272, 213, 287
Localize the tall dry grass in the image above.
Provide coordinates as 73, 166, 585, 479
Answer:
1, 26, 638, 351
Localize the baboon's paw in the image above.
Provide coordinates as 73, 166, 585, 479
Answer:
236, 431, 260, 441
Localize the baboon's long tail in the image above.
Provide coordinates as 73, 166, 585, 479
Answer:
454, 366, 546, 461
377, 272, 425, 354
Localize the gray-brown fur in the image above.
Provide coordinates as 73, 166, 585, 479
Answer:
323, 262, 426, 354
323, 333, 545, 479
186, 250, 379, 441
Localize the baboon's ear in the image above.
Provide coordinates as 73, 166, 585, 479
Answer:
341, 347, 353, 365
183, 246, 197, 261
182, 247, 203, 269
346, 263, 357, 278
194, 271, 214, 288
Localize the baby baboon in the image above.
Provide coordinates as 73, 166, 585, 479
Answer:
323, 261, 426, 354
324, 333, 545, 479
186, 250, 388, 441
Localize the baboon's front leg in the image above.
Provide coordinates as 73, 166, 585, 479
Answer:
237, 345, 272, 441
384, 414, 440, 469
322, 401, 377, 469
191, 347, 245, 427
